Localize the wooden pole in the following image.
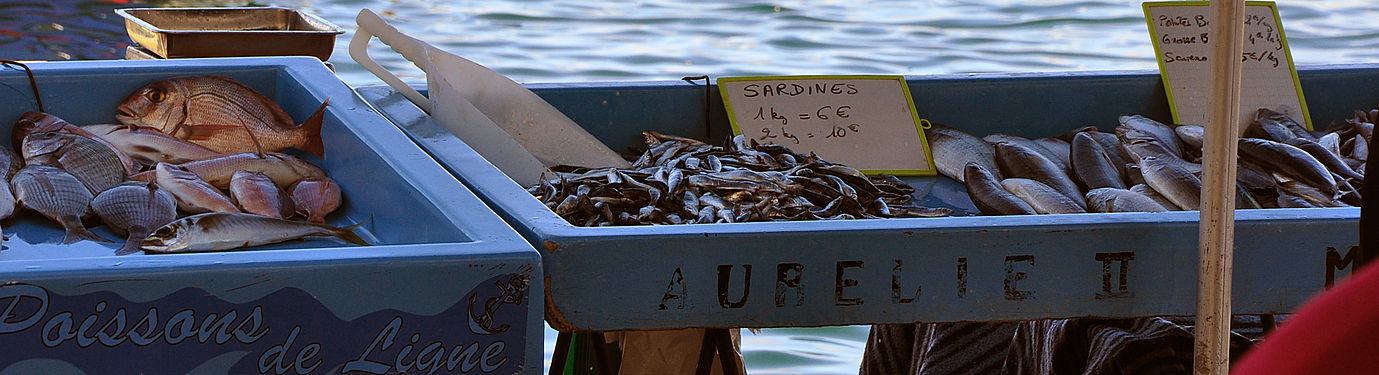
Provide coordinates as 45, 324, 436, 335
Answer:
1197, 0, 1246, 374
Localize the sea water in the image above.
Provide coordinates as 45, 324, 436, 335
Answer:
5, 0, 1379, 373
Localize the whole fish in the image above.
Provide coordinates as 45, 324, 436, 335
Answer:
1083, 131, 1134, 176
1249, 108, 1315, 142
1119, 115, 1184, 157
994, 142, 1083, 206
22, 132, 127, 194
132, 152, 326, 190
1070, 132, 1125, 190
1276, 193, 1317, 208
1033, 137, 1072, 168
140, 212, 369, 253
1354, 135, 1369, 162
962, 163, 1035, 216
11, 165, 105, 244
154, 162, 240, 214
82, 124, 224, 165
926, 124, 1000, 183
1272, 172, 1346, 207
1084, 187, 1168, 213
1174, 125, 1204, 153
1130, 183, 1181, 211
1284, 137, 1363, 181
1237, 138, 1337, 197
114, 76, 327, 158
0, 146, 22, 180
1139, 156, 1201, 210
288, 176, 342, 223
0, 147, 20, 221
92, 181, 178, 255
13, 112, 139, 174
1117, 126, 1202, 173
230, 171, 294, 218
985, 133, 1069, 173
1000, 178, 1086, 214
1318, 132, 1342, 156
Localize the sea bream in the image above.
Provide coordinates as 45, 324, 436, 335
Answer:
13, 112, 139, 174
92, 181, 177, 255
114, 76, 327, 158
154, 162, 240, 214
230, 171, 294, 219
290, 176, 342, 223
140, 212, 369, 253
22, 131, 127, 194
11, 165, 106, 244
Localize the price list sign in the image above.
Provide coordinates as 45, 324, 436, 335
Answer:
1144, 1, 1311, 131
717, 75, 936, 175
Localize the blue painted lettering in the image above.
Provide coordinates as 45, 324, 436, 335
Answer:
258, 325, 317, 375
0, 284, 46, 334
342, 317, 399, 374
482, 341, 508, 373
41, 312, 76, 347
164, 309, 197, 344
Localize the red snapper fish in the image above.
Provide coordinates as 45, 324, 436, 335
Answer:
114, 76, 327, 158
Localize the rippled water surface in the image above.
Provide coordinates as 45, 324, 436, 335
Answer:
6, 0, 1379, 373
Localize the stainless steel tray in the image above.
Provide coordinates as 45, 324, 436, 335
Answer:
116, 7, 344, 60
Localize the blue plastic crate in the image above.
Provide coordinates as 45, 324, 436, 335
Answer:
0, 57, 541, 374
359, 64, 1368, 332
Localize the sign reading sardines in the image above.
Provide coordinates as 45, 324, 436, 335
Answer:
1143, 1, 1311, 131
717, 76, 937, 176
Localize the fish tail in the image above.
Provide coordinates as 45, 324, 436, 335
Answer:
63, 226, 109, 245
330, 215, 375, 248
115, 236, 144, 256
298, 99, 329, 159
332, 221, 371, 247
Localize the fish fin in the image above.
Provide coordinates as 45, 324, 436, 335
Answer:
63, 227, 110, 244
180, 124, 244, 141
297, 99, 329, 159
115, 236, 144, 256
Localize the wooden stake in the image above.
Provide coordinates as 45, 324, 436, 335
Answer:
1197, 1, 1246, 374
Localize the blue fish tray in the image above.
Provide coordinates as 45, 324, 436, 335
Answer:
358, 63, 1368, 332
0, 57, 542, 374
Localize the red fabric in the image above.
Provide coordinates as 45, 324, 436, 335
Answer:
1232, 262, 1379, 374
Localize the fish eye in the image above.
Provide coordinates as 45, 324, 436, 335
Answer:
145, 89, 167, 103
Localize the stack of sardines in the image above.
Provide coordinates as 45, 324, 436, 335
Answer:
929, 108, 1365, 215
1, 75, 366, 255
529, 132, 952, 226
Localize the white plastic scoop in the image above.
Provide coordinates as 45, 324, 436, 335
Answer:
349, 9, 631, 186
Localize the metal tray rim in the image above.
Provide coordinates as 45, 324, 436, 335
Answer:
114, 7, 346, 35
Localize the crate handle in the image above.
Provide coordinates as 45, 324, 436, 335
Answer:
350, 9, 429, 111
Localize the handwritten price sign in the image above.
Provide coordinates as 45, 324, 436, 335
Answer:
718, 75, 936, 176
1144, 1, 1311, 131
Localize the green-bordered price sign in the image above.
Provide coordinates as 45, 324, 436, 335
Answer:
717, 75, 936, 176
1144, 1, 1311, 131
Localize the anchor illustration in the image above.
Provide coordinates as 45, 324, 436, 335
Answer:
468, 274, 527, 335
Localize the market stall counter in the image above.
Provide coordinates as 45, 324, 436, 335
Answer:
357, 64, 1372, 333
0, 57, 542, 374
